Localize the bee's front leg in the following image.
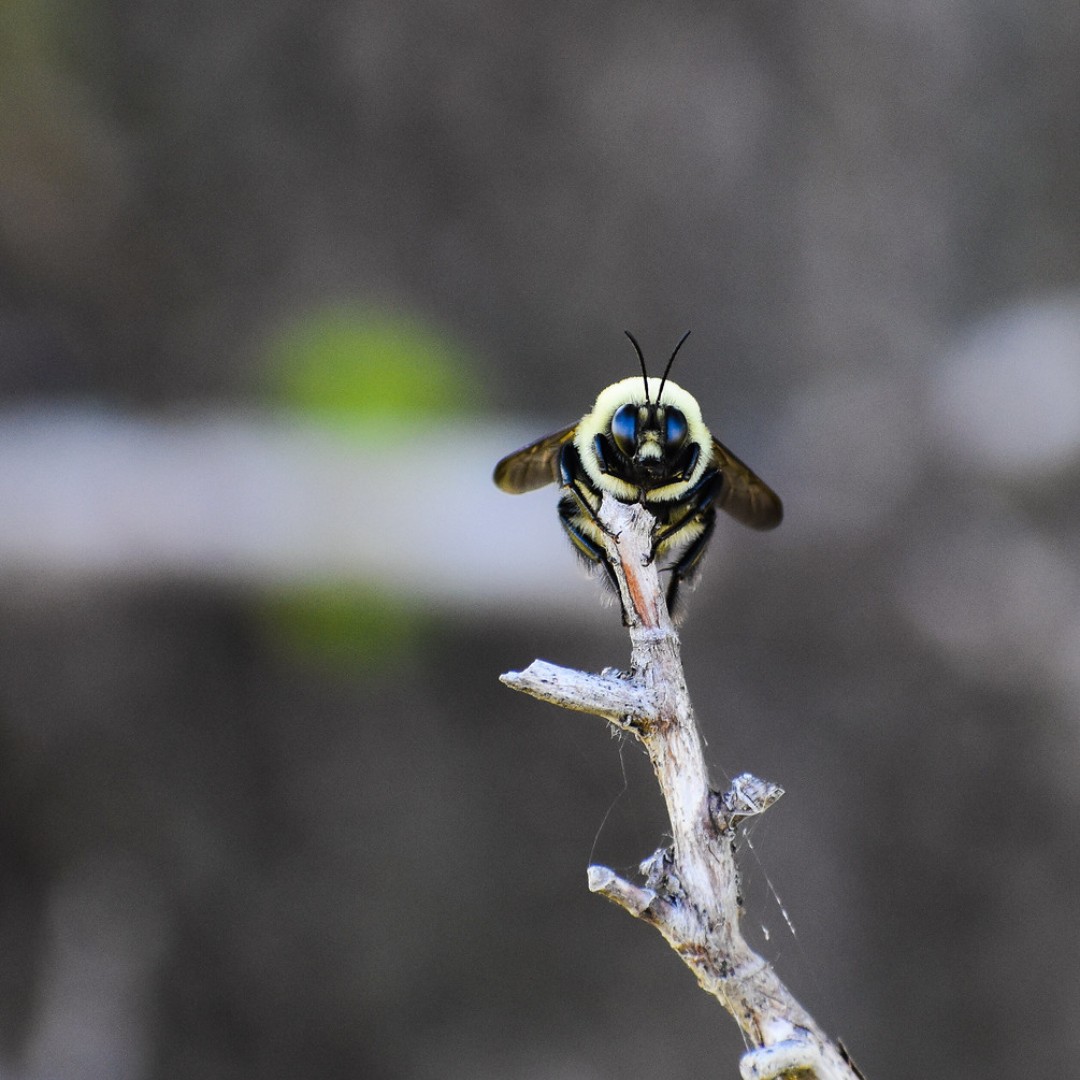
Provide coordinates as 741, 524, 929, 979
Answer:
664, 508, 716, 616
649, 468, 723, 560
557, 494, 620, 596
558, 441, 619, 539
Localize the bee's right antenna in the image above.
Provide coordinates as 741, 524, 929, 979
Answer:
657, 330, 691, 403
624, 329, 650, 403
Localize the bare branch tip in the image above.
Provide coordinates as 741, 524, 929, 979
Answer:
588, 865, 656, 917
712, 773, 786, 831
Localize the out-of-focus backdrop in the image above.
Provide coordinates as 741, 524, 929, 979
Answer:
3, 1, 1080, 1077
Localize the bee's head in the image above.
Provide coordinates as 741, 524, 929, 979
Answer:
598, 330, 698, 483
575, 332, 711, 498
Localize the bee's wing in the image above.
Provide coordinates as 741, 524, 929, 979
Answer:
711, 438, 784, 530
493, 424, 578, 493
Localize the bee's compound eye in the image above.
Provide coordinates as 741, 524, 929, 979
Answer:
610, 403, 639, 457
665, 408, 688, 451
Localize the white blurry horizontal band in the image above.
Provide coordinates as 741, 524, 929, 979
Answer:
0, 408, 595, 611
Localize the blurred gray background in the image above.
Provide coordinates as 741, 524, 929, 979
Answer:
3, 1, 1080, 1077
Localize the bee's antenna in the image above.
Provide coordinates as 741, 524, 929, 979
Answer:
657, 330, 691, 402
624, 329, 650, 403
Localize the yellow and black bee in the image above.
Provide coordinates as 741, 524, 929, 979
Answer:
493, 332, 782, 615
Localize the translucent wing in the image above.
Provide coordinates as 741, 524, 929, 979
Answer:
711, 437, 784, 530
493, 424, 578, 493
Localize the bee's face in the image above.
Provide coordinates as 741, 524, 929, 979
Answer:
575, 376, 711, 501
608, 399, 691, 481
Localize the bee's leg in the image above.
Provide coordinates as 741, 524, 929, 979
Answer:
559, 442, 618, 538
557, 495, 619, 593
672, 440, 701, 483
557, 495, 604, 563
651, 469, 723, 559
592, 433, 612, 474
665, 507, 716, 615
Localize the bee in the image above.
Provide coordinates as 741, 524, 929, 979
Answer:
493, 331, 783, 616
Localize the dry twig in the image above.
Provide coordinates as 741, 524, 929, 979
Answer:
500, 494, 864, 1080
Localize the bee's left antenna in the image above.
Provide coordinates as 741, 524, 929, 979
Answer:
657, 330, 691, 402
624, 330, 650, 403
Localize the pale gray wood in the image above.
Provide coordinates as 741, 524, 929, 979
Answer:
502, 495, 863, 1080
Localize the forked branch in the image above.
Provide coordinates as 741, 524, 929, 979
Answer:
500, 495, 864, 1080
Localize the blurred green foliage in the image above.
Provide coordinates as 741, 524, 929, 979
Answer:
268, 306, 476, 426
262, 583, 431, 672
261, 306, 476, 670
